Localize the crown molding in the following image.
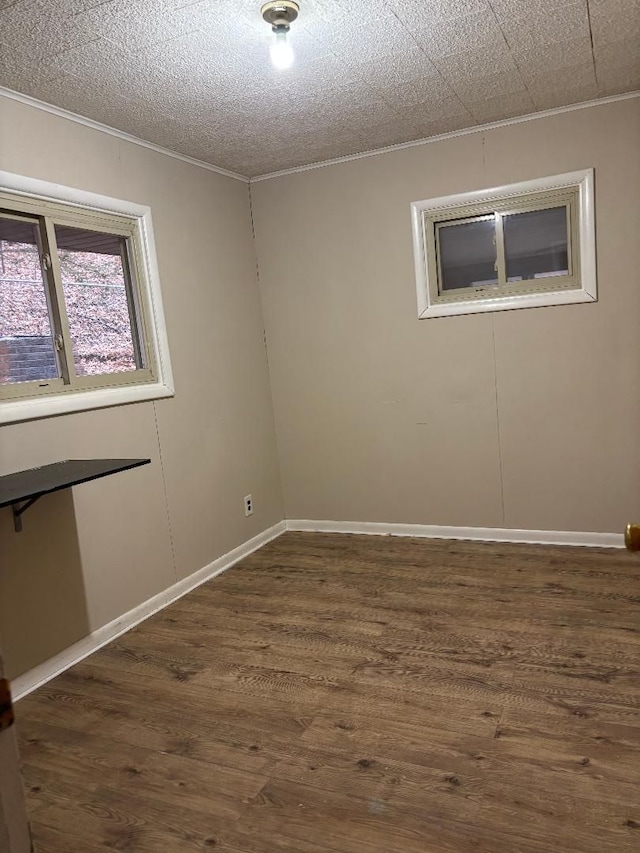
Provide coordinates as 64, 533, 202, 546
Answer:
251, 91, 640, 182
0, 85, 249, 183
2, 85, 637, 186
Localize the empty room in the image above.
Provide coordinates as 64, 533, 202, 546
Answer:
0, 1, 639, 851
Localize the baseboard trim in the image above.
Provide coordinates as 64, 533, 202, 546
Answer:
285, 519, 625, 549
12, 516, 624, 699
12, 520, 286, 701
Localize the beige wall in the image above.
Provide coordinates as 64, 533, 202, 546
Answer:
0, 95, 283, 678
252, 98, 640, 534
2, 94, 639, 679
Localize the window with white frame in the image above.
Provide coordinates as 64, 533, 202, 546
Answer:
0, 172, 173, 424
411, 169, 596, 319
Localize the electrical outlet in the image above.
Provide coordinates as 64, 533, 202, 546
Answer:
244, 494, 253, 517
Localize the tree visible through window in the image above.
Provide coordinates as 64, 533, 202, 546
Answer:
0, 228, 139, 382
0, 172, 173, 424
0, 222, 57, 384
54, 226, 138, 377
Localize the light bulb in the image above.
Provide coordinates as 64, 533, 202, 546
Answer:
270, 29, 294, 70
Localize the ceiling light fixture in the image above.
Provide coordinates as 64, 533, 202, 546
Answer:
261, 1, 299, 71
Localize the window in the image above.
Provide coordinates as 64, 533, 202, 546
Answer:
411, 169, 596, 319
0, 171, 173, 424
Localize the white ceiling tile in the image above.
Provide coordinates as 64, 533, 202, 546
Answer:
344, 48, 440, 88
311, 5, 417, 63
410, 113, 478, 138
238, 134, 350, 175
411, 10, 508, 58
351, 118, 426, 148
0, 0, 97, 60
596, 64, 640, 96
514, 36, 594, 77
451, 69, 529, 106
531, 87, 599, 110
0, 47, 63, 97
73, 0, 202, 50
310, 135, 393, 164
589, 0, 640, 46
45, 38, 139, 85
315, 0, 402, 20
136, 27, 330, 97
388, 0, 491, 22
329, 100, 412, 132
148, 0, 265, 33
466, 90, 536, 123
376, 76, 458, 109
593, 38, 640, 73
108, 112, 202, 151
401, 97, 474, 126
11, 72, 160, 129
256, 81, 389, 128
525, 60, 598, 98
132, 30, 256, 88
32, 0, 108, 12
261, 59, 378, 99
499, 1, 590, 51
0, 0, 637, 176
490, 0, 583, 20
44, 39, 212, 125
432, 43, 519, 79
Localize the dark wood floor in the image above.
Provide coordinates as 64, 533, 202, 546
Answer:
15, 532, 640, 852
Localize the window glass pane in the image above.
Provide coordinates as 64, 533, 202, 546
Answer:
0, 216, 59, 385
55, 225, 139, 377
503, 206, 568, 283
437, 217, 498, 292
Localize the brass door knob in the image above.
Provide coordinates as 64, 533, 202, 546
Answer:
625, 523, 640, 551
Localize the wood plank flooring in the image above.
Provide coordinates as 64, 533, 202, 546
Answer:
14, 532, 640, 852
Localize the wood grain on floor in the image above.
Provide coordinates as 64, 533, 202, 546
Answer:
15, 532, 640, 852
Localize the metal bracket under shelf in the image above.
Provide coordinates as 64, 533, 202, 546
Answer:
11, 495, 43, 533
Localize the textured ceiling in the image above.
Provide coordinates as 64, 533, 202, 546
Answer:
0, 0, 638, 177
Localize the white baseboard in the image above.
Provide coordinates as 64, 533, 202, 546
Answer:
12, 520, 286, 701
13, 516, 625, 699
285, 519, 625, 549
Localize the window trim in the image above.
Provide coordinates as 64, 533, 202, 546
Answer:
0, 170, 174, 425
0, 208, 155, 398
411, 169, 596, 319
429, 190, 579, 302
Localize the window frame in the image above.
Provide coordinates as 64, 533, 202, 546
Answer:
0, 170, 174, 425
411, 169, 596, 319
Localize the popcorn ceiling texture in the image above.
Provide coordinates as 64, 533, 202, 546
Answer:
0, 0, 638, 177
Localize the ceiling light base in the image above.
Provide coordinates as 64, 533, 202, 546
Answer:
261, 1, 299, 32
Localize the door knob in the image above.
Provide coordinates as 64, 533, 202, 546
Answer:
624, 523, 640, 551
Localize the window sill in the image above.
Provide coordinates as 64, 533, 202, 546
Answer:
418, 286, 596, 319
0, 380, 174, 426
